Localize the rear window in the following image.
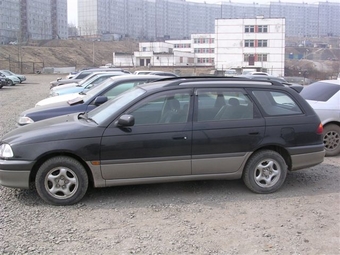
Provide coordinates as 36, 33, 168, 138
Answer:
300, 82, 340, 101
252, 90, 302, 116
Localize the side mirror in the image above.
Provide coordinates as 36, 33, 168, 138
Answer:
93, 96, 108, 106
57, 77, 62, 81
116, 114, 135, 127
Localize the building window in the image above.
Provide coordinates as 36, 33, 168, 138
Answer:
197, 58, 214, 63
245, 25, 254, 33
258, 54, 268, 62
258, 40, 268, 47
258, 25, 268, 33
244, 54, 253, 62
245, 40, 254, 47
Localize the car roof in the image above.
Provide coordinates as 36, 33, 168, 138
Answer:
137, 76, 290, 92
314, 80, 340, 86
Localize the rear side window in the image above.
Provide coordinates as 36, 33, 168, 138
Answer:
196, 89, 261, 121
300, 82, 340, 101
252, 90, 302, 116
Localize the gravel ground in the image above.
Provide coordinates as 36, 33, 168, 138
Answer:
0, 74, 339, 255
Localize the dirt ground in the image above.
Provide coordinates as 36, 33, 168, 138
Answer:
0, 74, 339, 255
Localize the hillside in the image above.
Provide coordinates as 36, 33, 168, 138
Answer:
0, 39, 139, 73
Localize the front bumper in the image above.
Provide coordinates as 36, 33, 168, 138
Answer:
0, 159, 34, 189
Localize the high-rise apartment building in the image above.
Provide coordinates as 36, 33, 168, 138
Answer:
78, 0, 339, 40
0, 0, 68, 44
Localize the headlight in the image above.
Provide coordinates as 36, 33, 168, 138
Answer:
50, 91, 59, 97
0, 144, 14, 158
18, 116, 34, 125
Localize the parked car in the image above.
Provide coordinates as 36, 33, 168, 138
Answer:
300, 80, 340, 156
245, 72, 270, 76
225, 69, 238, 76
148, 71, 178, 77
49, 72, 128, 97
0, 70, 26, 83
0, 71, 21, 86
0, 75, 7, 89
18, 75, 168, 125
50, 68, 131, 88
134, 70, 178, 77
1, 76, 325, 205
133, 70, 154, 75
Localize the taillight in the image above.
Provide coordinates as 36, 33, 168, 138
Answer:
316, 123, 323, 134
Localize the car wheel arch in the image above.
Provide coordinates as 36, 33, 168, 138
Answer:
248, 145, 292, 171
29, 152, 94, 186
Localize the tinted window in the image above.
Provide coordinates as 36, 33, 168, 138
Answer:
300, 82, 340, 102
197, 89, 259, 121
128, 92, 190, 125
252, 90, 302, 116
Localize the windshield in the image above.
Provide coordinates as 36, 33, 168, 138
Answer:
81, 77, 116, 100
1, 70, 12, 75
300, 81, 340, 101
88, 87, 145, 124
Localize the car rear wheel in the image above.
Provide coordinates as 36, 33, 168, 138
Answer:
243, 150, 287, 194
35, 156, 88, 205
323, 124, 340, 156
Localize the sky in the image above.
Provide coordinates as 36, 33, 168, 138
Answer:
67, 0, 323, 26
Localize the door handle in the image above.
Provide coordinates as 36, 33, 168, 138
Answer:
172, 136, 187, 140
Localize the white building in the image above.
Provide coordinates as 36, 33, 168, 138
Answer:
215, 17, 285, 76
113, 17, 286, 76
113, 41, 195, 67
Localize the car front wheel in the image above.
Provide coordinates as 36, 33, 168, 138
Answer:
7, 80, 13, 86
35, 156, 88, 205
243, 150, 287, 194
323, 124, 340, 156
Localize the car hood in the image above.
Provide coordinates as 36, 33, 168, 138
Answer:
53, 86, 83, 96
5, 75, 20, 81
52, 82, 79, 91
35, 93, 83, 107
22, 100, 76, 116
2, 113, 102, 145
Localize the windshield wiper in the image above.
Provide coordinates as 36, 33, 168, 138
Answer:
79, 91, 86, 95
78, 112, 98, 125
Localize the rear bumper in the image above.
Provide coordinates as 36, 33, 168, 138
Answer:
291, 149, 325, 171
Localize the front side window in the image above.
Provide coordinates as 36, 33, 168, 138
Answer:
128, 92, 191, 125
252, 90, 303, 116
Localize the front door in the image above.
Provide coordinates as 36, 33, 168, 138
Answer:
100, 89, 193, 180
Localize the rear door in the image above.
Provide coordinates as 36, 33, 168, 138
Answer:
192, 88, 265, 175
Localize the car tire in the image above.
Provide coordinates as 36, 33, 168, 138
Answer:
35, 156, 89, 205
323, 124, 340, 156
7, 80, 14, 86
242, 150, 287, 194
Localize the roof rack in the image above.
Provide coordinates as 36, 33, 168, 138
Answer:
155, 76, 286, 87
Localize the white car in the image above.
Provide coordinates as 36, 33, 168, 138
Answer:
300, 80, 340, 156
35, 93, 83, 107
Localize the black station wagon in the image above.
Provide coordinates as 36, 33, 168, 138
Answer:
0, 77, 325, 205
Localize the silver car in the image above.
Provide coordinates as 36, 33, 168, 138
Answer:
300, 80, 340, 156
